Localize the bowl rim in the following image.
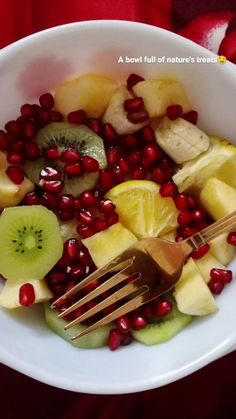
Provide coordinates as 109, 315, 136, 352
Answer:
0, 19, 236, 394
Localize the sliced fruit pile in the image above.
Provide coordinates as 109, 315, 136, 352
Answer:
0, 72, 235, 351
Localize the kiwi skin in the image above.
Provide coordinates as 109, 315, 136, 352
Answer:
24, 123, 107, 196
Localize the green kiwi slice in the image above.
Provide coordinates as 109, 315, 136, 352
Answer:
132, 303, 192, 345
0, 205, 63, 281
24, 122, 107, 196
44, 303, 113, 349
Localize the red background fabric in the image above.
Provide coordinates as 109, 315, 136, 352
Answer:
1, 1, 236, 418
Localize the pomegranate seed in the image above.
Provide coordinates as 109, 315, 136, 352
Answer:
160, 182, 178, 197
49, 271, 66, 285
0, 130, 8, 151
140, 125, 155, 143
191, 244, 210, 259
56, 255, 71, 271
227, 232, 236, 245
187, 195, 198, 208
23, 120, 37, 140
64, 163, 83, 177
81, 156, 99, 172
20, 104, 35, 119
142, 144, 162, 164
108, 329, 122, 350
124, 97, 144, 113
39, 93, 54, 110
40, 192, 58, 209
141, 303, 153, 320
77, 247, 91, 265
78, 209, 94, 225
43, 146, 60, 161
99, 169, 114, 191
160, 158, 172, 170
182, 110, 198, 125
84, 278, 99, 294
115, 316, 131, 334
7, 152, 24, 165
103, 302, 117, 315
121, 332, 133, 346
31, 104, 41, 117
121, 134, 138, 149
64, 238, 79, 261
68, 110, 87, 124
67, 306, 85, 321
69, 264, 85, 281
23, 191, 40, 205
210, 268, 233, 284
6, 166, 24, 184
112, 165, 126, 183
192, 209, 206, 223
50, 111, 63, 122
163, 167, 173, 181
174, 193, 189, 211
77, 224, 95, 238
128, 150, 141, 166
151, 167, 165, 184
39, 179, 64, 193
126, 73, 144, 91
131, 166, 146, 180
94, 217, 106, 232
61, 148, 81, 163
153, 299, 172, 317
19, 283, 35, 307
11, 140, 24, 152
40, 167, 61, 181
24, 142, 40, 160
182, 225, 199, 238
103, 123, 117, 144
86, 118, 102, 135
59, 209, 75, 221
106, 147, 121, 165
119, 158, 130, 174
131, 313, 147, 330
74, 198, 82, 211
208, 279, 224, 295
37, 109, 51, 126
166, 104, 183, 120
59, 194, 74, 210
105, 212, 119, 226
177, 211, 192, 227
99, 199, 115, 214
80, 191, 96, 208
5, 120, 21, 137
127, 109, 149, 123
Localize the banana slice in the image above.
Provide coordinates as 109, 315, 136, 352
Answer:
102, 86, 148, 135
155, 117, 210, 164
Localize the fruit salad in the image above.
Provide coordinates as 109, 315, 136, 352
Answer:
0, 72, 235, 351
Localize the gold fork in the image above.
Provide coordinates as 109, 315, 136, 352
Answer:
52, 210, 236, 340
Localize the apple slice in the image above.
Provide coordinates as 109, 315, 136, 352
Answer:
0, 278, 52, 309
209, 233, 236, 265
194, 253, 225, 283
200, 177, 236, 220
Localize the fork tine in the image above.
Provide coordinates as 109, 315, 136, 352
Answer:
64, 273, 142, 330
59, 259, 135, 319
51, 256, 134, 308
71, 286, 149, 340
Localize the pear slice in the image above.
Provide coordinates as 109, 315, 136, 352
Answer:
194, 253, 225, 283
174, 258, 218, 316
210, 233, 236, 265
200, 177, 236, 220
0, 278, 52, 309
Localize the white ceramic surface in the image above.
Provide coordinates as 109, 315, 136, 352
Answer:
0, 20, 236, 394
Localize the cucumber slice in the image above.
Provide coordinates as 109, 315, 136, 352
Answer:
132, 305, 192, 345
44, 303, 112, 349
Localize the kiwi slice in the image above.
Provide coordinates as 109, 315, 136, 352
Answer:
0, 205, 63, 281
24, 122, 107, 196
132, 303, 192, 345
44, 303, 113, 349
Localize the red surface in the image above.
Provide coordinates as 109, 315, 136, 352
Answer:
1, 1, 236, 418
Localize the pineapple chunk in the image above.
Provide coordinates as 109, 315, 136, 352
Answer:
209, 233, 236, 265
132, 79, 191, 118
0, 278, 52, 309
54, 73, 117, 118
82, 222, 137, 268
102, 86, 147, 134
194, 253, 225, 283
174, 258, 218, 316
200, 178, 236, 220
0, 151, 34, 208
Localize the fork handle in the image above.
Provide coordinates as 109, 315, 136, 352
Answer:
186, 211, 236, 250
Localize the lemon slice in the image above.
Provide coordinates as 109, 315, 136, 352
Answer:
106, 180, 178, 239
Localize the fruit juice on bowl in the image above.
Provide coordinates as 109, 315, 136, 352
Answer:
0, 21, 236, 394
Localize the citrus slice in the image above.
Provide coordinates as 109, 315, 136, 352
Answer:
106, 180, 178, 239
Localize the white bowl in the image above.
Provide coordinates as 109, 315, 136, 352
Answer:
0, 20, 236, 394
